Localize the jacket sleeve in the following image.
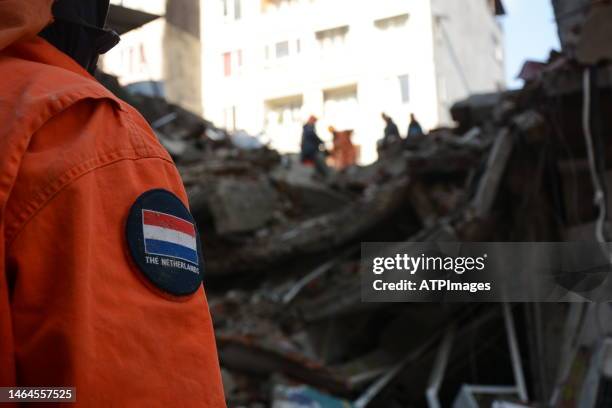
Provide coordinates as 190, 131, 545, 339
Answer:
309, 128, 323, 147
5, 100, 226, 407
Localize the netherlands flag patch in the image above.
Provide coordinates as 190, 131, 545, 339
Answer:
142, 210, 199, 265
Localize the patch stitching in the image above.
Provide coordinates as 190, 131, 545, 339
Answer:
141, 209, 199, 266
126, 189, 204, 297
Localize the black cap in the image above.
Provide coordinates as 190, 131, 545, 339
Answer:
52, 0, 110, 30
50, 0, 119, 54
39, 0, 120, 73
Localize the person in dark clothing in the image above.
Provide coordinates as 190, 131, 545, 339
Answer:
301, 115, 328, 177
407, 113, 424, 138
381, 113, 400, 147
39, 0, 120, 74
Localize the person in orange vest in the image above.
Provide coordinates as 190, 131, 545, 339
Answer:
0, 1, 225, 406
328, 126, 357, 170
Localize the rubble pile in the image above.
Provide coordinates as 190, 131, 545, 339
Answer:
196, 103, 525, 406
98, 2, 612, 402
194, 61, 612, 405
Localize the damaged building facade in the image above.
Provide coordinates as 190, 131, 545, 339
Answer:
102, 0, 204, 115
104, 0, 505, 163
201, 0, 505, 164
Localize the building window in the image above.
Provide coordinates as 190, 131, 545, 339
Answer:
264, 95, 304, 153
265, 96, 303, 125
316, 26, 349, 51
266, 39, 301, 61
234, 0, 242, 19
262, 0, 298, 12
223, 52, 232, 77
374, 14, 409, 31
323, 85, 358, 130
222, 0, 241, 20
128, 47, 135, 73
223, 50, 243, 76
398, 75, 409, 103
139, 43, 146, 65
275, 41, 290, 58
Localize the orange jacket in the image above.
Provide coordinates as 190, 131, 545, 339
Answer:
331, 130, 357, 169
0, 1, 225, 406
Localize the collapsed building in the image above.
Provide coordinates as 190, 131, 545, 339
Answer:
96, 1, 612, 406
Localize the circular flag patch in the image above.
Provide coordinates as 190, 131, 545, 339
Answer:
126, 189, 204, 297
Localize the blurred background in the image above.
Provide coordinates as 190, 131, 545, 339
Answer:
101, 0, 556, 164
96, 1, 612, 407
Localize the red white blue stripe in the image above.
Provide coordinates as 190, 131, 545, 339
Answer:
142, 210, 198, 264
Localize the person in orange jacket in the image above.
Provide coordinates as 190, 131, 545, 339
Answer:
328, 126, 357, 170
0, 0, 226, 406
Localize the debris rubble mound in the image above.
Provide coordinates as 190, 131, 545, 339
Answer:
99, 8, 612, 401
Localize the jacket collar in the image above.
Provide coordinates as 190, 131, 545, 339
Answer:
2, 36, 94, 80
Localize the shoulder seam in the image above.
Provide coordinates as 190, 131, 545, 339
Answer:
5, 153, 175, 249
0, 92, 122, 201
123, 105, 151, 156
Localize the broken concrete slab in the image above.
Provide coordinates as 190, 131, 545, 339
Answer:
511, 111, 547, 144
406, 147, 482, 176
471, 129, 514, 217
217, 334, 350, 396
206, 177, 279, 235
204, 177, 410, 276
271, 163, 351, 217
451, 92, 503, 131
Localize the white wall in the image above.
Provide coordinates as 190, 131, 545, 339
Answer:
103, 0, 203, 115
109, 0, 165, 14
105, 0, 504, 163
430, 0, 506, 125
201, 0, 442, 164
103, 1, 166, 87
102, 19, 166, 87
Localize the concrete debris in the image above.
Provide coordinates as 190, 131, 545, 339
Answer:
552, 0, 612, 64
206, 177, 279, 235
552, 0, 591, 57
453, 386, 530, 408
271, 163, 352, 217
576, 3, 612, 64
98, 40, 612, 405
272, 384, 353, 408
450, 92, 502, 131
471, 128, 514, 217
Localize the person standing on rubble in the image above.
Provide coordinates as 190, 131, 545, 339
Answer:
0, 1, 225, 406
301, 115, 328, 177
328, 126, 357, 170
407, 113, 424, 138
381, 113, 401, 147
